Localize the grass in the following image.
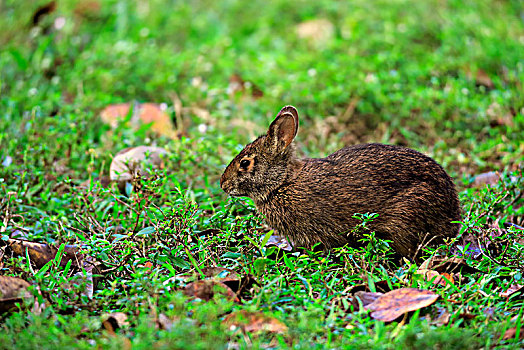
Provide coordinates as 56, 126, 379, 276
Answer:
1, 0, 523, 348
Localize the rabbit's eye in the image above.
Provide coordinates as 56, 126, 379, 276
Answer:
240, 159, 251, 170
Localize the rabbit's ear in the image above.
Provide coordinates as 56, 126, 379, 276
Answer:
276, 105, 299, 138
265, 106, 299, 154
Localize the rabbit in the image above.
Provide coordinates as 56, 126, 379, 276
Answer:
220, 105, 461, 258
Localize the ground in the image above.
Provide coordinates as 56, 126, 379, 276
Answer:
0, 0, 523, 349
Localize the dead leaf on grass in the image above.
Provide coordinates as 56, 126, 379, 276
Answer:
74, 0, 102, 19
223, 310, 288, 335
100, 102, 178, 139
503, 326, 524, 341
3, 238, 84, 269
228, 74, 264, 98
500, 284, 524, 299
419, 256, 480, 274
472, 171, 500, 187
102, 312, 129, 332
431, 307, 451, 326
109, 146, 169, 182
102, 312, 131, 349
296, 19, 334, 45
157, 313, 174, 331
199, 267, 258, 295
352, 291, 383, 311
183, 280, 238, 302
416, 269, 454, 286
0, 275, 32, 313
364, 288, 439, 322
465, 67, 494, 89
78, 175, 112, 189
265, 234, 292, 251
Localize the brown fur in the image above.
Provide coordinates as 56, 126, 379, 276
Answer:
220, 106, 461, 258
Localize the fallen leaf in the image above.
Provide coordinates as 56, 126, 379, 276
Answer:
0, 276, 32, 313
2, 155, 13, 167
200, 267, 239, 280
74, 0, 101, 19
431, 307, 451, 326
500, 284, 524, 298
3, 239, 83, 269
472, 171, 500, 187
364, 288, 439, 322
157, 313, 174, 331
296, 19, 335, 45
465, 67, 494, 89
419, 256, 480, 274
109, 146, 169, 182
352, 291, 383, 311
228, 74, 264, 98
100, 102, 178, 139
183, 280, 238, 302
265, 234, 292, 251
101, 312, 132, 350
102, 312, 129, 332
78, 175, 112, 189
223, 310, 288, 335
416, 269, 454, 286
198, 267, 258, 295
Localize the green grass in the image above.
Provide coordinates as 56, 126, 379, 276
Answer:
1, 0, 523, 348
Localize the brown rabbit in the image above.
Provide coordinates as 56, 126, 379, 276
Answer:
220, 106, 461, 258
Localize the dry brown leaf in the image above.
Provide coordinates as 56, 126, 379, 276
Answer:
228, 74, 264, 98
199, 267, 258, 295
78, 175, 112, 189
475, 69, 495, 88
74, 0, 101, 18
102, 312, 131, 350
183, 280, 238, 302
432, 307, 451, 326
419, 256, 480, 274
157, 313, 174, 331
465, 67, 494, 88
109, 146, 169, 182
100, 102, 178, 139
265, 234, 292, 251
364, 288, 439, 322
223, 310, 288, 335
200, 267, 239, 280
416, 269, 454, 286
0, 276, 31, 313
354, 291, 383, 308
472, 171, 500, 187
352, 291, 384, 312
503, 325, 524, 341
500, 284, 524, 298
102, 312, 129, 332
3, 239, 83, 269
296, 19, 334, 45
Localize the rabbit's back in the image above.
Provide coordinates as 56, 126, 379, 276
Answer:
257, 143, 460, 257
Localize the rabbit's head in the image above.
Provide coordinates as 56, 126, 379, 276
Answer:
220, 106, 299, 201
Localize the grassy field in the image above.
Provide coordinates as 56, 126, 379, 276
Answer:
1, 0, 523, 348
